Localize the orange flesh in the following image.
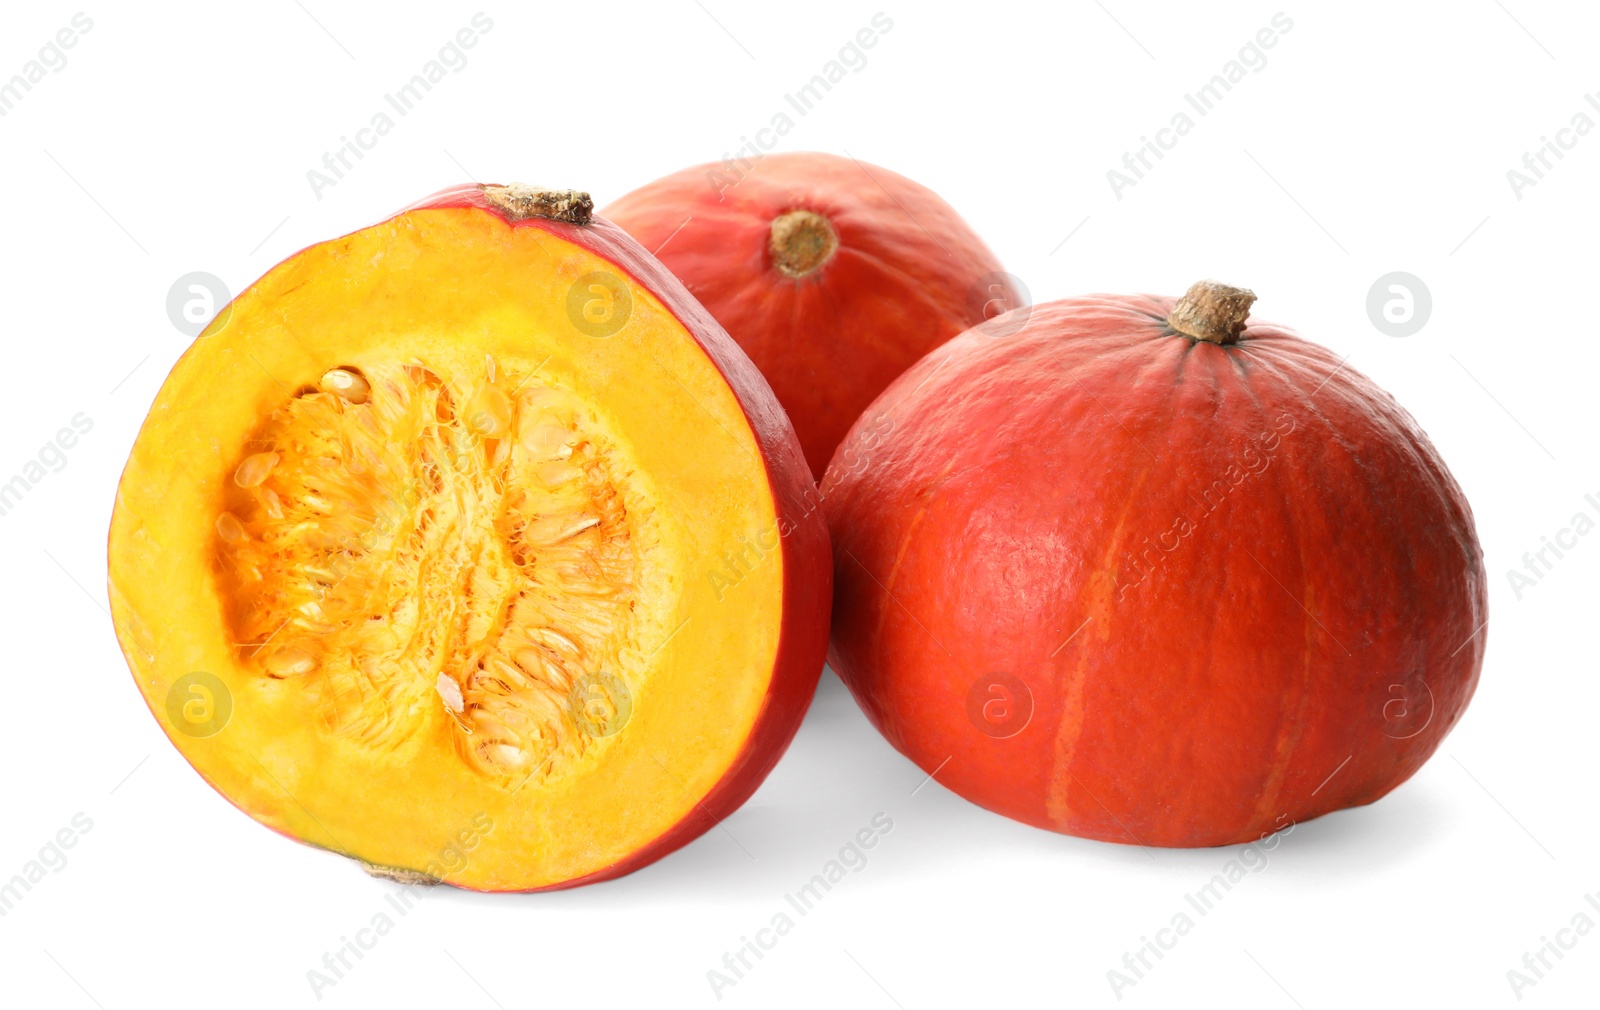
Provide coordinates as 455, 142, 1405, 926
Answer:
109, 208, 787, 889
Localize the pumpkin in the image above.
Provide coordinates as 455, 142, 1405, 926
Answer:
603, 151, 1022, 477
823, 281, 1486, 847
107, 184, 831, 889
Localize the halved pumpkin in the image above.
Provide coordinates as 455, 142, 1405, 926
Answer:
108, 185, 830, 890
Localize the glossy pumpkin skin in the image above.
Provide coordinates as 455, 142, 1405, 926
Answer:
824, 295, 1486, 847
109, 184, 832, 890
604, 151, 1021, 477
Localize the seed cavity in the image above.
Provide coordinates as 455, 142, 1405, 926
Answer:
215, 359, 659, 787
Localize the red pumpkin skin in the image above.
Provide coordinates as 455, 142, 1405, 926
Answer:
603, 151, 1021, 477
824, 288, 1487, 848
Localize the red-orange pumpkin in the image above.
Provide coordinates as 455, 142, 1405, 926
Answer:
604, 151, 1021, 477
109, 184, 832, 889
824, 281, 1487, 847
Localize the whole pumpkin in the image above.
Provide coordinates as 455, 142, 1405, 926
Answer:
604, 151, 1021, 477
824, 281, 1486, 847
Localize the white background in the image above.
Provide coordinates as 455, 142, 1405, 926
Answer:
1, 2, 1596, 1007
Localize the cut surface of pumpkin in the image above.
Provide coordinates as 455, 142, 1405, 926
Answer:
109, 185, 831, 890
